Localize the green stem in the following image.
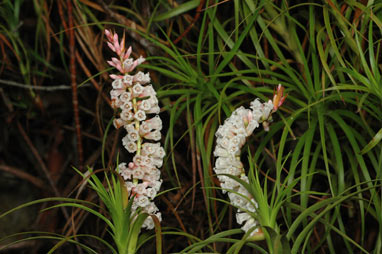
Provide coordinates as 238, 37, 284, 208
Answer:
129, 87, 142, 186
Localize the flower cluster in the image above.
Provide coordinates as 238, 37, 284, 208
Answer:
213, 86, 286, 237
105, 29, 164, 229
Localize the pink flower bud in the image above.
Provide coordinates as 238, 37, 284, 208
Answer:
113, 118, 124, 129
105, 29, 111, 38
109, 74, 122, 80
107, 42, 115, 52
272, 84, 287, 111
124, 46, 132, 60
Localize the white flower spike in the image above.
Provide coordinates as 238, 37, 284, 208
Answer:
213, 86, 285, 238
105, 29, 165, 230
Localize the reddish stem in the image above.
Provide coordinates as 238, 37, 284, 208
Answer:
68, 0, 84, 171
173, 0, 206, 44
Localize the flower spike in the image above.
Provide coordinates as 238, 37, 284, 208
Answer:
213, 89, 285, 239
105, 29, 164, 230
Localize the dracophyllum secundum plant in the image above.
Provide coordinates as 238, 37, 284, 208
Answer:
0, 30, 165, 253
83, 29, 165, 254
105, 29, 164, 228
213, 85, 287, 242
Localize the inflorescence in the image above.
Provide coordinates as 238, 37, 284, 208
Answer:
105, 29, 164, 229
213, 85, 286, 237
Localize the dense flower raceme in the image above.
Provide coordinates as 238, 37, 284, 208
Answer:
213, 86, 286, 237
105, 29, 164, 229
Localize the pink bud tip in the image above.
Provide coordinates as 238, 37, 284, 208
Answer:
272, 84, 287, 111
107, 60, 115, 67
107, 42, 115, 52
105, 29, 114, 43
124, 46, 132, 59
109, 74, 121, 80
113, 33, 118, 43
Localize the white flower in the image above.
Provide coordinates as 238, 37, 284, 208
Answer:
132, 83, 144, 96
124, 123, 135, 132
132, 168, 144, 179
113, 118, 125, 129
122, 134, 138, 151
262, 100, 273, 119
141, 142, 157, 155
153, 146, 165, 159
139, 122, 151, 134
245, 120, 259, 135
133, 155, 144, 165
242, 217, 258, 235
220, 181, 240, 193
143, 172, 160, 183
144, 130, 161, 141
215, 157, 242, 170
136, 56, 145, 65
152, 179, 162, 192
120, 110, 134, 121
226, 166, 242, 175
134, 109, 146, 121
123, 74, 133, 86
250, 99, 262, 113
127, 129, 139, 142
111, 98, 124, 109
146, 104, 160, 114
214, 146, 231, 157
112, 78, 125, 89
110, 89, 124, 99
250, 99, 273, 122
134, 183, 148, 195
125, 181, 135, 192
136, 195, 150, 207
146, 188, 157, 199
142, 156, 153, 167
140, 116, 162, 134
142, 85, 156, 97
134, 71, 150, 84
142, 216, 155, 230
120, 168, 132, 180
118, 162, 127, 171
145, 116, 162, 130
151, 158, 163, 168
236, 212, 251, 225
145, 203, 159, 214
216, 136, 229, 148
120, 92, 131, 103
245, 199, 258, 212
123, 140, 137, 153
139, 99, 151, 111
122, 58, 134, 72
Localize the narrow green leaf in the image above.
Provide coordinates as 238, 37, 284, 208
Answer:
153, 0, 200, 22
360, 128, 382, 155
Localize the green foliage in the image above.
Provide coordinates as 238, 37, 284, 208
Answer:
142, 0, 382, 252
1, 0, 382, 253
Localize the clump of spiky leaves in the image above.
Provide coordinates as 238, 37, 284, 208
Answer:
74, 166, 162, 254
0, 188, 119, 253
